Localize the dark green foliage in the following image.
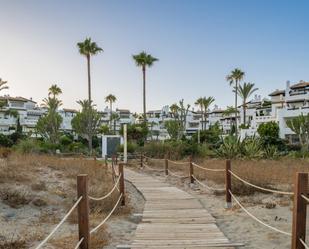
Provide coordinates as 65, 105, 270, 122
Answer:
0, 134, 13, 147
192, 123, 221, 148
257, 121, 286, 151
119, 123, 149, 146
60, 135, 73, 146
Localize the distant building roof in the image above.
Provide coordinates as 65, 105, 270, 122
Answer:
116, 109, 130, 113
290, 81, 309, 89
0, 96, 36, 103
63, 108, 78, 113
269, 89, 285, 96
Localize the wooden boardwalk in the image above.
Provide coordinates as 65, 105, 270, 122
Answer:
125, 169, 241, 249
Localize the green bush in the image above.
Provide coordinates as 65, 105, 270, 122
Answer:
117, 142, 138, 154
60, 135, 73, 146
0, 134, 13, 147
241, 137, 263, 159
13, 139, 41, 154
216, 136, 242, 159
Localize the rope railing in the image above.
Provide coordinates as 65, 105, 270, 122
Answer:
300, 238, 309, 249
301, 194, 309, 203
229, 170, 294, 196
90, 193, 123, 234
143, 162, 165, 172
143, 155, 165, 161
192, 175, 225, 192
35, 196, 83, 249
89, 174, 121, 201
74, 237, 84, 249
229, 190, 292, 236
167, 159, 188, 165
167, 169, 187, 178
192, 162, 225, 172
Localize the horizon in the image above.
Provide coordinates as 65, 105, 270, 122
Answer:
1, 0, 309, 112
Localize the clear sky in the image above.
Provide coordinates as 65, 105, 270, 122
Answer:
0, 0, 309, 112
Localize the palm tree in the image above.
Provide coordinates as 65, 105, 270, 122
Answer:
202, 97, 215, 130
0, 78, 9, 92
226, 68, 245, 136
77, 38, 103, 102
48, 84, 62, 99
105, 94, 117, 130
132, 51, 158, 122
195, 97, 204, 130
223, 106, 238, 135
170, 103, 180, 120
236, 82, 258, 126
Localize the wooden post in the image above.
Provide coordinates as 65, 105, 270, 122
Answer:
165, 155, 169, 176
291, 172, 308, 249
77, 174, 90, 249
119, 163, 125, 206
225, 160, 232, 208
140, 153, 143, 168
115, 155, 118, 165
189, 155, 194, 184
104, 155, 108, 167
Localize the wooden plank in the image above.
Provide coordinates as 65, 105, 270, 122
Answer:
125, 169, 240, 249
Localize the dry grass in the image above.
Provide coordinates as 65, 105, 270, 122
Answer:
0, 152, 124, 248
135, 157, 309, 195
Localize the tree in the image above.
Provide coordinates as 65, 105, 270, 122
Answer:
48, 84, 62, 98
77, 38, 103, 102
257, 121, 279, 139
164, 120, 181, 140
236, 82, 258, 125
36, 96, 63, 144
202, 97, 215, 130
195, 97, 204, 130
132, 51, 158, 122
0, 78, 9, 92
111, 112, 120, 134
223, 106, 238, 135
177, 99, 190, 139
170, 104, 180, 120
105, 94, 117, 130
226, 68, 245, 136
71, 100, 101, 154
286, 114, 309, 149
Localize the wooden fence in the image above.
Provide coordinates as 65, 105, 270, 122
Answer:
140, 154, 309, 249
35, 160, 125, 249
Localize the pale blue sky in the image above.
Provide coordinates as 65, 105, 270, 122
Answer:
0, 0, 308, 112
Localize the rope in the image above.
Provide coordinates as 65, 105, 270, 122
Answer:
192, 162, 225, 172
89, 174, 122, 201
192, 175, 225, 192
229, 170, 294, 196
35, 196, 83, 249
74, 238, 84, 249
90, 193, 123, 234
229, 190, 291, 236
300, 238, 309, 249
143, 163, 165, 172
167, 169, 186, 178
143, 155, 165, 161
167, 159, 188, 165
301, 194, 309, 203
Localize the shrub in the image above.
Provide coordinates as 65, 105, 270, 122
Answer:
60, 135, 73, 146
13, 139, 41, 154
117, 142, 138, 154
216, 136, 242, 159
0, 134, 13, 147
241, 137, 263, 159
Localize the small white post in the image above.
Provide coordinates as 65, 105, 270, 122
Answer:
123, 124, 127, 163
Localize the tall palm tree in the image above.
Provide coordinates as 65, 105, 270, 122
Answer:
195, 97, 204, 130
48, 84, 62, 99
132, 51, 158, 122
105, 94, 117, 130
236, 82, 258, 125
202, 97, 215, 130
226, 68, 245, 136
77, 38, 103, 102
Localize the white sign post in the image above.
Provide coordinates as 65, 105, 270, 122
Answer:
123, 124, 127, 163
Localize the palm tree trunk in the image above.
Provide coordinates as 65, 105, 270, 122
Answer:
87, 55, 91, 103
142, 66, 146, 122
110, 102, 112, 130
235, 80, 238, 136
201, 106, 204, 130
88, 136, 92, 156
243, 100, 246, 125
